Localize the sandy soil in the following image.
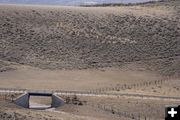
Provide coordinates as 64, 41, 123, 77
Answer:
0, 100, 128, 120
0, 65, 162, 91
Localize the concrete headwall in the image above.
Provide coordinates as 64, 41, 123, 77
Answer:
14, 93, 29, 108
52, 94, 65, 108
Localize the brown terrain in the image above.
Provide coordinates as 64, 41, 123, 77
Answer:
0, 0, 180, 120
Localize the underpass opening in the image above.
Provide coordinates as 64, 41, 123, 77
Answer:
29, 95, 52, 109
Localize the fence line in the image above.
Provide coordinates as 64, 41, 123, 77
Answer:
89, 77, 172, 94
86, 102, 151, 120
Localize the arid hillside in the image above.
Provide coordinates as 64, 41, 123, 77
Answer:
0, 0, 179, 77
0, 1, 180, 120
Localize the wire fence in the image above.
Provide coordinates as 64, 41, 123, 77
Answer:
89, 77, 172, 94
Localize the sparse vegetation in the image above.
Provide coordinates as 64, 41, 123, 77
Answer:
0, 0, 179, 77
0, 0, 179, 120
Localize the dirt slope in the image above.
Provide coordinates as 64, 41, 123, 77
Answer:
0, 0, 179, 76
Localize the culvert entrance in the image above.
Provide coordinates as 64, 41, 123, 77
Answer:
29, 95, 52, 109
14, 91, 65, 109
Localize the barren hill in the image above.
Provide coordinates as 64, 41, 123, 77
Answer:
0, 0, 179, 77
0, 1, 180, 120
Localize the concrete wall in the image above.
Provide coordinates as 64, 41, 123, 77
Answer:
52, 94, 65, 108
14, 93, 29, 108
